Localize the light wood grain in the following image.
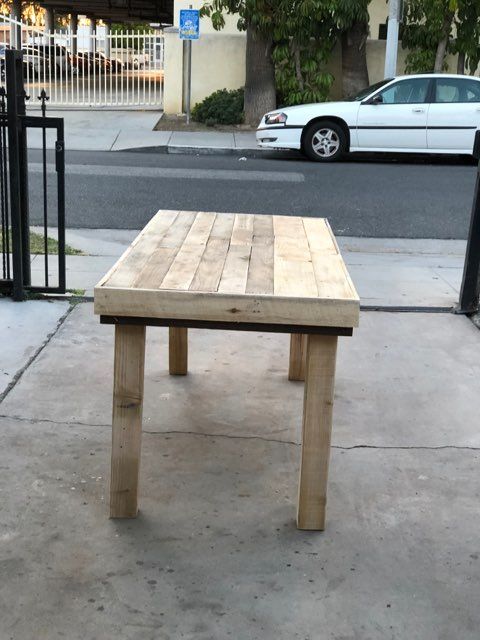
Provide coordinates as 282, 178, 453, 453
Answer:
169, 327, 188, 375
218, 245, 252, 294
110, 324, 146, 518
95, 286, 360, 327
303, 217, 338, 255
96, 210, 360, 328
288, 334, 306, 381
297, 335, 337, 530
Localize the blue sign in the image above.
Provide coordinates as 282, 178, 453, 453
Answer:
179, 9, 200, 40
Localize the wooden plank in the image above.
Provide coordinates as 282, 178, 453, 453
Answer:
230, 213, 254, 246
303, 218, 338, 255
218, 245, 252, 294
273, 215, 318, 297
190, 238, 231, 292
245, 238, 274, 294
183, 211, 217, 245
132, 247, 178, 290
208, 212, 235, 239
310, 253, 359, 300
169, 327, 188, 375
104, 210, 179, 288
160, 213, 216, 291
158, 210, 197, 248
324, 219, 360, 301
252, 214, 274, 242
190, 214, 234, 292
160, 244, 209, 291
288, 334, 306, 381
273, 214, 305, 238
110, 324, 146, 518
94, 286, 360, 328
274, 256, 318, 298
297, 334, 338, 530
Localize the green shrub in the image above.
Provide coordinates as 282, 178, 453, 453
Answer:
192, 88, 244, 126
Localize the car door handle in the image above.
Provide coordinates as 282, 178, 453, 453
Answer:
412, 108, 425, 113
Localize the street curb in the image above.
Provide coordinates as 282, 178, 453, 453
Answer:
120, 144, 288, 159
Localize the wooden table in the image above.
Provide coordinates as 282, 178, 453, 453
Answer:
94, 210, 359, 530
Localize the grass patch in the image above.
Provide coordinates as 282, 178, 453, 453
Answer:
1, 230, 84, 256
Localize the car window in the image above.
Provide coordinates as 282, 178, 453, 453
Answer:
347, 79, 393, 101
377, 78, 430, 104
435, 78, 480, 103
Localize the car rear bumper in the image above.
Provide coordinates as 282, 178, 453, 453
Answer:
256, 126, 302, 150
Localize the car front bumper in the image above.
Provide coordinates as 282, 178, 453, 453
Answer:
256, 126, 302, 150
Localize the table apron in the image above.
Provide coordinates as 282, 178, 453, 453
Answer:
100, 316, 353, 337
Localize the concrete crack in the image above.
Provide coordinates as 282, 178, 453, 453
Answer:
0, 303, 75, 404
0, 414, 479, 451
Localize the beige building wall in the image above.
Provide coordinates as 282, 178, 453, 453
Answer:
163, 0, 246, 114
368, 0, 389, 41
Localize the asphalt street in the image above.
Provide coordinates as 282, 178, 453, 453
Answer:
27, 149, 477, 239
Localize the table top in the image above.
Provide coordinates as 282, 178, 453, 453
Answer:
94, 210, 359, 329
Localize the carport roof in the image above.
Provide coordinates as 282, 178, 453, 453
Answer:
39, 0, 173, 24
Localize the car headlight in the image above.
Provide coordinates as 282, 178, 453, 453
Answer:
264, 112, 287, 125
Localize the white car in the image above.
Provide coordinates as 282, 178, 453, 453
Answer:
256, 74, 480, 161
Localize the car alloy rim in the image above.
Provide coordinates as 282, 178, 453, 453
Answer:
312, 128, 340, 157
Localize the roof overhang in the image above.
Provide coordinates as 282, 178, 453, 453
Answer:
39, 0, 174, 24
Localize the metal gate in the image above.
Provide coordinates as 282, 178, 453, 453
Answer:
0, 50, 65, 301
0, 15, 164, 108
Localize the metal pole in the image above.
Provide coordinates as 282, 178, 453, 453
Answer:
384, 0, 400, 78
458, 131, 480, 313
6, 50, 25, 300
185, 39, 192, 123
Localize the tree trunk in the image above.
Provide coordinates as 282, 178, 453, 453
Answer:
457, 50, 466, 75
244, 25, 276, 126
434, 12, 454, 72
341, 20, 369, 99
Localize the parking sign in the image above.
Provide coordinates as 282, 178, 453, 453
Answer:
179, 9, 200, 40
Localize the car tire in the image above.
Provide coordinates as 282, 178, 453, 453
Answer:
303, 120, 346, 162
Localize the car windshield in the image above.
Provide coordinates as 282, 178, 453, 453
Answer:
346, 79, 393, 101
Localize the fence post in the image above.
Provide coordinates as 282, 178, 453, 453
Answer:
458, 131, 480, 314
5, 49, 28, 300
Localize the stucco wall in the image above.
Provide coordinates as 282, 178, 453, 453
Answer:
163, 29, 246, 114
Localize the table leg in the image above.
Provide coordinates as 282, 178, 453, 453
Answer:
288, 334, 307, 381
110, 324, 146, 518
169, 327, 188, 375
297, 334, 338, 531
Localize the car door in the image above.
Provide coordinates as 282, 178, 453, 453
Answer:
356, 77, 432, 150
427, 77, 480, 152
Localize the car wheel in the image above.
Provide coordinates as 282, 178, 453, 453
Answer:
303, 120, 346, 162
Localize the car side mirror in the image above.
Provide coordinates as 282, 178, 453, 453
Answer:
369, 94, 384, 105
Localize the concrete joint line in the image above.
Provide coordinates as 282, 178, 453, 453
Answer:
0, 304, 75, 405
109, 130, 121, 151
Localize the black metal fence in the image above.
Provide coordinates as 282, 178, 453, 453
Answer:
0, 49, 65, 301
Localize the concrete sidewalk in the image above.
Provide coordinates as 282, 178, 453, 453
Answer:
27, 110, 259, 154
0, 296, 479, 639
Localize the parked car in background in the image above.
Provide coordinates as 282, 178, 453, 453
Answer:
22, 44, 70, 77
0, 43, 35, 80
257, 74, 480, 161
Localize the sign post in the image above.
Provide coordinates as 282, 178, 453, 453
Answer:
179, 7, 200, 124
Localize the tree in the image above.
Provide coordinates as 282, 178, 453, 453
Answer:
402, 0, 480, 74
201, 1, 276, 125
336, 0, 370, 98
453, 0, 480, 74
